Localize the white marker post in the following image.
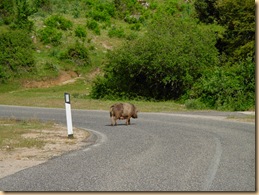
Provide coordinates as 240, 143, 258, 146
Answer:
64, 93, 73, 138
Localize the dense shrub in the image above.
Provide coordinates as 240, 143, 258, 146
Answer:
124, 15, 139, 24
164, 0, 188, 15
126, 32, 138, 40
44, 15, 73, 30
87, 9, 110, 22
75, 25, 87, 38
86, 1, 115, 23
59, 41, 90, 67
91, 17, 219, 100
114, 0, 145, 19
0, 0, 15, 25
3, 0, 37, 30
34, 0, 52, 12
108, 26, 125, 38
190, 57, 255, 111
38, 26, 62, 45
86, 19, 100, 35
130, 23, 141, 31
0, 30, 35, 82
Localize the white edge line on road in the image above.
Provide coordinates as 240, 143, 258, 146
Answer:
81, 128, 108, 151
202, 135, 222, 190
142, 112, 226, 120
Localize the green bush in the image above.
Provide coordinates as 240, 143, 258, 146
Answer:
108, 26, 125, 38
38, 26, 62, 45
86, 1, 115, 22
126, 32, 138, 40
75, 25, 87, 38
15, 0, 37, 30
0, 0, 15, 25
114, 0, 146, 19
130, 23, 141, 31
87, 9, 111, 22
59, 41, 90, 67
44, 62, 58, 72
71, 0, 80, 18
191, 57, 255, 111
34, 0, 52, 12
44, 15, 73, 30
87, 19, 100, 35
91, 17, 219, 100
0, 65, 9, 83
124, 15, 139, 24
0, 30, 35, 82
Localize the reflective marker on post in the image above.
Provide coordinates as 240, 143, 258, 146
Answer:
64, 93, 73, 138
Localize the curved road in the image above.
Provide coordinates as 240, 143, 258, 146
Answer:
0, 105, 255, 191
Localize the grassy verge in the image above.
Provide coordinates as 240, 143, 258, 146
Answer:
0, 79, 187, 112
0, 118, 51, 150
0, 117, 90, 152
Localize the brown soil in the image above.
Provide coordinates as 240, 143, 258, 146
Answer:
0, 124, 90, 179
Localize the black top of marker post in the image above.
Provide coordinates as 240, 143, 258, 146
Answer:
64, 93, 70, 104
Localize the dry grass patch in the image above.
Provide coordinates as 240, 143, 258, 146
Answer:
0, 118, 90, 178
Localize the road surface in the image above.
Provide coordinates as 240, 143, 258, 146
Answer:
0, 105, 255, 191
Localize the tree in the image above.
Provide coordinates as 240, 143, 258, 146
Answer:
192, 0, 255, 110
216, 0, 255, 62
194, 0, 219, 24
194, 0, 255, 62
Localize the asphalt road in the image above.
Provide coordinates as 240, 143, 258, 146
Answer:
0, 105, 255, 191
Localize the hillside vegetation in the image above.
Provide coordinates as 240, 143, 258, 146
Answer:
0, 0, 255, 111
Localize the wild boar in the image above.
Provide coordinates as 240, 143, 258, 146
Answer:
110, 103, 138, 126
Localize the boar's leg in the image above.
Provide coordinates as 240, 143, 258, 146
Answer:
110, 116, 114, 126
126, 117, 131, 125
111, 116, 117, 126
114, 117, 118, 126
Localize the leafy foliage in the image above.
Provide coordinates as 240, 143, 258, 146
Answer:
75, 25, 87, 38
0, 0, 255, 111
192, 0, 255, 110
0, 0, 37, 30
59, 41, 90, 67
190, 57, 255, 111
216, 0, 255, 62
34, 0, 51, 12
194, 0, 255, 62
0, 0, 15, 25
44, 15, 73, 30
38, 26, 62, 45
91, 17, 219, 100
0, 30, 35, 82
86, 19, 100, 35
108, 26, 125, 38
194, 0, 219, 24
113, 0, 145, 19
85, 0, 115, 23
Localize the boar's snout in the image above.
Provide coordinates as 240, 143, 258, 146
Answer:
132, 110, 138, 118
